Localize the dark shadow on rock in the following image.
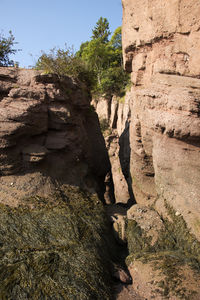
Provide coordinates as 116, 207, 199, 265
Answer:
119, 120, 136, 206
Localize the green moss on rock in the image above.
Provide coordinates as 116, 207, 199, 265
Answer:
126, 200, 200, 298
0, 186, 115, 299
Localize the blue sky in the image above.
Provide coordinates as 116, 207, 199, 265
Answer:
1, 0, 122, 68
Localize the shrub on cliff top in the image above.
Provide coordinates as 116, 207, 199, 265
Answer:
0, 31, 19, 66
35, 46, 95, 88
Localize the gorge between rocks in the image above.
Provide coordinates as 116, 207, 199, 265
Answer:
0, 0, 200, 299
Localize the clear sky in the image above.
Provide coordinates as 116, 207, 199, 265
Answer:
1, 0, 122, 68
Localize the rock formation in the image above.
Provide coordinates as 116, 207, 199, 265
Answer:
122, 0, 200, 238
92, 92, 133, 204
120, 0, 200, 298
1, 1, 200, 298
0, 67, 110, 205
0, 67, 117, 299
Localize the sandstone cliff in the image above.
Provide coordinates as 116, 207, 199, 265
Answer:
92, 92, 133, 205
0, 67, 110, 205
120, 0, 200, 298
122, 0, 200, 238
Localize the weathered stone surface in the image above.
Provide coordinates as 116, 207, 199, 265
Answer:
22, 144, 48, 162
122, 0, 200, 239
0, 67, 110, 205
93, 92, 133, 204
128, 259, 200, 300
125, 201, 200, 300
127, 204, 164, 245
106, 133, 130, 204
117, 91, 131, 136
91, 96, 111, 121
113, 267, 132, 284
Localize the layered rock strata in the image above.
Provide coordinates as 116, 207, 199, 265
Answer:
0, 67, 110, 205
122, 0, 200, 239
121, 0, 200, 298
92, 92, 133, 204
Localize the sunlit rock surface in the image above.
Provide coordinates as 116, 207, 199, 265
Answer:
122, 0, 200, 240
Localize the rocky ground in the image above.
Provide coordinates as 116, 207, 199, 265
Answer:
108, 202, 200, 300
115, 284, 144, 300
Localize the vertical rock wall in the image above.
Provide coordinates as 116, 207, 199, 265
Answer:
92, 92, 133, 204
0, 68, 110, 205
122, 0, 200, 239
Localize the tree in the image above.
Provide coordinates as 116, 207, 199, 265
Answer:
76, 41, 89, 58
81, 39, 112, 85
0, 31, 18, 66
79, 22, 130, 96
110, 27, 122, 50
109, 27, 123, 66
100, 66, 130, 95
92, 17, 111, 43
35, 18, 130, 97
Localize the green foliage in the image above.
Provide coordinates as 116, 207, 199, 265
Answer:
100, 66, 130, 96
80, 22, 130, 97
0, 186, 116, 299
35, 46, 94, 88
0, 31, 18, 66
91, 17, 111, 43
76, 41, 89, 58
110, 27, 122, 51
80, 38, 110, 85
35, 18, 130, 97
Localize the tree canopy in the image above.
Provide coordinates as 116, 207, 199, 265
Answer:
91, 17, 111, 43
36, 18, 130, 97
0, 31, 18, 66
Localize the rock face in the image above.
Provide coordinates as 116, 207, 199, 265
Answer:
92, 92, 133, 204
122, 0, 200, 239
0, 68, 116, 299
0, 67, 110, 205
120, 1, 200, 299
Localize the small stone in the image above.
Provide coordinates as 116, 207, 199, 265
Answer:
175, 211, 181, 216
113, 268, 132, 284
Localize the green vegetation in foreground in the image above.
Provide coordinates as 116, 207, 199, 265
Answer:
126, 201, 200, 299
0, 185, 117, 299
35, 18, 130, 98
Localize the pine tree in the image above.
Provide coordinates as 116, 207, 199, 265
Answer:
92, 17, 111, 43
